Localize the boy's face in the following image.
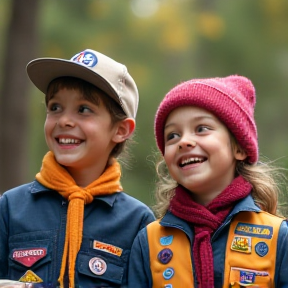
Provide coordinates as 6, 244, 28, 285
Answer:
44, 88, 120, 183
163, 106, 245, 205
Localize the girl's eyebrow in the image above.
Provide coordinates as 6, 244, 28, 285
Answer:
164, 115, 215, 130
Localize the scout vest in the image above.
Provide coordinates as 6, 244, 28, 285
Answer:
147, 211, 283, 288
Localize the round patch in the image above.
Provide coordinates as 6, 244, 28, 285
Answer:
163, 267, 174, 280
158, 248, 173, 264
72, 50, 98, 67
255, 242, 269, 257
89, 257, 107, 275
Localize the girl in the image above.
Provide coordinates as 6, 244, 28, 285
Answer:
128, 75, 288, 288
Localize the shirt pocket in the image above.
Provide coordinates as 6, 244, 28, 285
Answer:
229, 267, 271, 288
77, 247, 129, 287
8, 232, 52, 283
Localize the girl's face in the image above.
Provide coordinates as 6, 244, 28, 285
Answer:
44, 88, 121, 186
164, 106, 246, 205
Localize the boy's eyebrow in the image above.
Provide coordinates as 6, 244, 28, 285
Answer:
164, 115, 215, 130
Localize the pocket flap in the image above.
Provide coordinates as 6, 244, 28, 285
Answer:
230, 267, 271, 287
78, 253, 124, 285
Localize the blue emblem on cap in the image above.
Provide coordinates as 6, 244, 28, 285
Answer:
160, 235, 173, 246
164, 285, 173, 288
255, 241, 269, 257
158, 248, 173, 264
163, 268, 174, 280
71, 50, 98, 67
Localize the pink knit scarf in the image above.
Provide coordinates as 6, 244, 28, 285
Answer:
169, 176, 252, 288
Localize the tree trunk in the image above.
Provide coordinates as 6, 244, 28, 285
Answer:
0, 0, 40, 193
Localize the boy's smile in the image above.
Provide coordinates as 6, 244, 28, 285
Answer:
44, 88, 119, 186
164, 106, 242, 205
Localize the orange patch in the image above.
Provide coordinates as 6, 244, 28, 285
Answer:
93, 240, 123, 257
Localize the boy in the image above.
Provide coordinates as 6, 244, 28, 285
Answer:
0, 49, 155, 288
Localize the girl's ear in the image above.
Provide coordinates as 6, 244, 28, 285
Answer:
234, 145, 247, 161
112, 118, 136, 143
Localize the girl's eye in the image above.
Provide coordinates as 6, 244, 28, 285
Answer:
166, 132, 180, 141
196, 125, 210, 133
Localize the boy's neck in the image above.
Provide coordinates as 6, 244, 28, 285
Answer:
65, 163, 108, 187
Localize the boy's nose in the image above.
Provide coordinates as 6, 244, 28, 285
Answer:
57, 114, 75, 128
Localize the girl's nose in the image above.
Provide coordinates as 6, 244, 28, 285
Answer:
178, 137, 196, 151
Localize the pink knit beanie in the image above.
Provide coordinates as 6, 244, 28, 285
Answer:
154, 75, 258, 164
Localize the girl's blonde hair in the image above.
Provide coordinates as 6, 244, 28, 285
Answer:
153, 138, 286, 218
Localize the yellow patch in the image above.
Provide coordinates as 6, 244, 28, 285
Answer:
231, 235, 251, 253
19, 270, 43, 283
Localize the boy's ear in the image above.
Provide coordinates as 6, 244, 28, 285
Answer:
234, 145, 247, 161
112, 118, 136, 143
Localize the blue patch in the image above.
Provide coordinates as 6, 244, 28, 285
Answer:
160, 235, 173, 246
158, 248, 173, 264
255, 242, 269, 257
71, 50, 98, 67
163, 268, 174, 280
234, 222, 273, 239
164, 285, 173, 288
240, 270, 255, 284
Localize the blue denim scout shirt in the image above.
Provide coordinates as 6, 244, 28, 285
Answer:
128, 195, 288, 288
0, 180, 155, 288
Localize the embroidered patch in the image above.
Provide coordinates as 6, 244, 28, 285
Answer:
93, 240, 123, 257
255, 241, 269, 257
239, 270, 256, 285
89, 257, 107, 275
231, 236, 251, 253
234, 222, 273, 239
163, 268, 174, 280
71, 50, 98, 67
12, 248, 47, 267
160, 235, 173, 246
158, 248, 173, 264
19, 270, 43, 283
231, 267, 269, 277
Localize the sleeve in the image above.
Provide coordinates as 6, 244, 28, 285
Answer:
139, 208, 155, 230
0, 194, 9, 278
128, 227, 153, 288
275, 219, 288, 287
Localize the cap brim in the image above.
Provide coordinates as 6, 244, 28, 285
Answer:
26, 58, 120, 104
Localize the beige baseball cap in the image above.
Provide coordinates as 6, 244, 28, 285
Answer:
26, 49, 139, 118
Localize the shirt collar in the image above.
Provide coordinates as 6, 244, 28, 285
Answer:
30, 180, 118, 207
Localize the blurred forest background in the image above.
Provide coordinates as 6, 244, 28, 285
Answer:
0, 0, 288, 211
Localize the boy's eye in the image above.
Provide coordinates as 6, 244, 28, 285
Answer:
47, 103, 60, 112
79, 105, 92, 113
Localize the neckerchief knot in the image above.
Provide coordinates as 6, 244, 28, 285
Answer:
68, 190, 94, 204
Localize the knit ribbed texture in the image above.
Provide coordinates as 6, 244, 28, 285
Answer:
169, 176, 252, 288
36, 151, 123, 288
154, 75, 258, 163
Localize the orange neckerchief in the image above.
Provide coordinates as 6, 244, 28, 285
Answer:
36, 151, 122, 288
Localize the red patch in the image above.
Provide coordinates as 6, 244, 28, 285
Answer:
12, 248, 47, 267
